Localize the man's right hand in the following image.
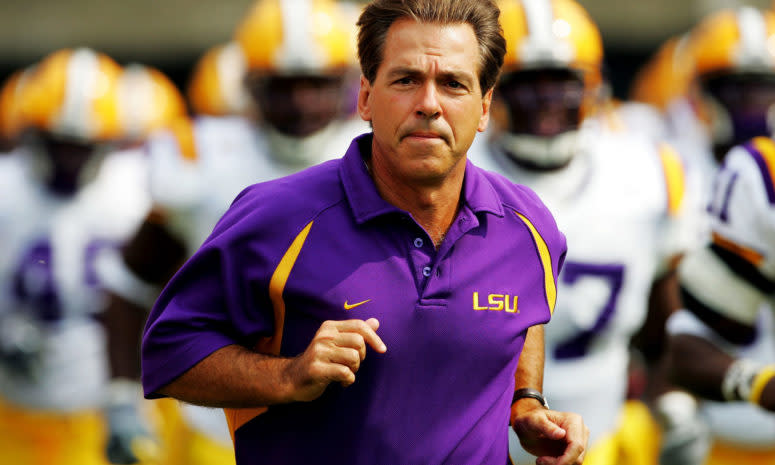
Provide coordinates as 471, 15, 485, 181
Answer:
285, 318, 387, 402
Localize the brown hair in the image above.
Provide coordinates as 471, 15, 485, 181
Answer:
357, 0, 506, 94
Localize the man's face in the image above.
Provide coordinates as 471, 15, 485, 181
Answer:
358, 19, 493, 185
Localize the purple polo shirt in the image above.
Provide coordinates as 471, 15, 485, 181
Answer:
142, 133, 566, 464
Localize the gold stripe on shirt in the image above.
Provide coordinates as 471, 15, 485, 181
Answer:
515, 212, 557, 315
225, 220, 314, 439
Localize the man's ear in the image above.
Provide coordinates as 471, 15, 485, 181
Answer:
357, 75, 373, 122
478, 87, 494, 133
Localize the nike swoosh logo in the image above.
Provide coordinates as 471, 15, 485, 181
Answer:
344, 299, 371, 310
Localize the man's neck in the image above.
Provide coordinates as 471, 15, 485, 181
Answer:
366, 156, 464, 248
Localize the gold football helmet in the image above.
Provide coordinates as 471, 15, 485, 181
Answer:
494, 0, 604, 169
499, 0, 603, 90
690, 7, 775, 79
232, 0, 361, 162
687, 7, 775, 161
233, 0, 357, 75
19, 48, 124, 142
186, 42, 249, 117
117, 64, 188, 142
0, 69, 32, 149
629, 35, 692, 112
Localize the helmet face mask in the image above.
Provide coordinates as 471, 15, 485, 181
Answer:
497, 68, 586, 137
245, 71, 347, 137
25, 129, 108, 196
698, 71, 775, 161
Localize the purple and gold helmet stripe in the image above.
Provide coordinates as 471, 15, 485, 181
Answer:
746, 137, 775, 205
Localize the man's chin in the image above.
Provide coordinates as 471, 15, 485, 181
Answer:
401, 159, 461, 186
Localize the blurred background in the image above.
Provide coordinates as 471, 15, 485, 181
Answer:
0, 0, 772, 100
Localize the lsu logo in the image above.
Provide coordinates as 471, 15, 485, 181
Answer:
473, 292, 518, 313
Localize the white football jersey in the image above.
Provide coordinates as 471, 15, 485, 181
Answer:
469, 123, 695, 458
143, 114, 370, 442
147, 115, 370, 254
667, 136, 775, 448
0, 146, 150, 411
678, 137, 775, 327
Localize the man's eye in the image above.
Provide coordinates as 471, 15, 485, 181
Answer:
395, 77, 413, 85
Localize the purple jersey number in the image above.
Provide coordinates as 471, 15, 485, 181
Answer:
12, 240, 59, 321
706, 170, 738, 223
554, 261, 625, 359
12, 238, 117, 321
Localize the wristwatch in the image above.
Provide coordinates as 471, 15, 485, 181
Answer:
512, 388, 549, 409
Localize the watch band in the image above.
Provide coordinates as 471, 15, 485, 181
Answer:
512, 387, 549, 409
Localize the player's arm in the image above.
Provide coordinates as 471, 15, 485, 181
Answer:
667, 243, 775, 408
632, 140, 692, 382
629, 141, 695, 402
629, 142, 712, 465
96, 209, 189, 464
631, 268, 683, 396
100, 209, 187, 380
635, 269, 714, 465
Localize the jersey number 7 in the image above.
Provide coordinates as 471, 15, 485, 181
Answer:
554, 261, 625, 359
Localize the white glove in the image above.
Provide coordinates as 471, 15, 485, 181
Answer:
656, 391, 712, 465
104, 380, 160, 464
0, 312, 44, 381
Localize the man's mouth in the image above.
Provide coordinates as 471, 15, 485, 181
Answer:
403, 130, 446, 142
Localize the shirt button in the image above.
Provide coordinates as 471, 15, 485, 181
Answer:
422, 266, 432, 277
414, 237, 424, 248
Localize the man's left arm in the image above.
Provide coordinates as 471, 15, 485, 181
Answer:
510, 325, 589, 465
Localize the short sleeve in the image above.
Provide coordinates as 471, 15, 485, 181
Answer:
141, 188, 276, 397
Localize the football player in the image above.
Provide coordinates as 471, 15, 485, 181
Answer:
97, 1, 370, 464
661, 8, 775, 465
667, 134, 775, 465
95, 63, 189, 465
663, 7, 775, 205
0, 48, 160, 465
466, 1, 701, 464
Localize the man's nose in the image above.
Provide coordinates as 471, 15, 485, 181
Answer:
414, 82, 442, 120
